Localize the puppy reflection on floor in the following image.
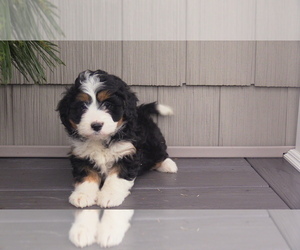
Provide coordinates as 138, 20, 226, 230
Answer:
69, 209, 134, 248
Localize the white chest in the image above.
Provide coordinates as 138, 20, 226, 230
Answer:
71, 139, 136, 174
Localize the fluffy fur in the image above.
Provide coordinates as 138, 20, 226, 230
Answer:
57, 69, 177, 208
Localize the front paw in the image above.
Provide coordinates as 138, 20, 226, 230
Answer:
97, 221, 130, 248
69, 191, 97, 208
97, 189, 129, 208
69, 223, 97, 248
69, 210, 100, 248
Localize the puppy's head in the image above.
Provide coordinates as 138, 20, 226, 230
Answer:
57, 70, 138, 140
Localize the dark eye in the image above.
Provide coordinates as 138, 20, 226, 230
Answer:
81, 103, 88, 110
71, 101, 87, 111
105, 102, 114, 109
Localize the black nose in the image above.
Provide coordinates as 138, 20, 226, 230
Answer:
91, 122, 103, 132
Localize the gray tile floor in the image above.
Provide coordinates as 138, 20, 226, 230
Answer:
0, 157, 299, 209
1, 158, 300, 249
1, 210, 300, 250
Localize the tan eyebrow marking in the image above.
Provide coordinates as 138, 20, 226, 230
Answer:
76, 93, 91, 102
97, 90, 111, 102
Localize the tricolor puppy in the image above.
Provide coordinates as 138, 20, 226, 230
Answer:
57, 70, 177, 208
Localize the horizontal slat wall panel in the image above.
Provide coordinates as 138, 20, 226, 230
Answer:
1, 85, 299, 147
256, 0, 300, 41
157, 86, 220, 146
8, 64, 47, 85
48, 41, 123, 84
187, 41, 255, 86
255, 41, 300, 87
187, 0, 256, 40
131, 86, 158, 105
10, 41, 300, 87
122, 0, 186, 40
219, 86, 288, 146
0, 86, 14, 144
52, 0, 122, 40
122, 41, 186, 86
286, 88, 300, 146
8, 68, 26, 84
9, 41, 122, 85
11, 85, 69, 145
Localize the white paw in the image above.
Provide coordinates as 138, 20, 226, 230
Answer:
69, 210, 100, 248
96, 210, 133, 248
156, 158, 178, 173
97, 189, 129, 208
97, 221, 130, 248
69, 191, 97, 208
69, 223, 97, 248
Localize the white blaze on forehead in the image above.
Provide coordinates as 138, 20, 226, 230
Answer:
76, 71, 119, 139
79, 72, 104, 103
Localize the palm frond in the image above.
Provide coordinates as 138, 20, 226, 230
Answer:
5, 41, 65, 84
0, 41, 12, 83
6, 0, 64, 40
0, 0, 65, 84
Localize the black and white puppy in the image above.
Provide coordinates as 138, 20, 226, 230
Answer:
57, 70, 177, 208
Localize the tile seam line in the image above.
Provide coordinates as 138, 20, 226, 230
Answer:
245, 158, 292, 209
268, 210, 293, 250
0, 186, 271, 192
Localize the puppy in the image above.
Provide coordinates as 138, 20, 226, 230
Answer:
57, 70, 177, 208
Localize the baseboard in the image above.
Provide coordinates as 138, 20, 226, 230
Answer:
284, 149, 300, 172
169, 146, 293, 158
0, 145, 294, 158
0, 146, 70, 158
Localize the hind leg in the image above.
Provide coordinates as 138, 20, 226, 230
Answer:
155, 158, 178, 173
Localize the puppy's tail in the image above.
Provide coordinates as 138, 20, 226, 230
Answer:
138, 102, 174, 116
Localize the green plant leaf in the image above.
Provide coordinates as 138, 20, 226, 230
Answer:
0, 41, 12, 83
0, 0, 65, 84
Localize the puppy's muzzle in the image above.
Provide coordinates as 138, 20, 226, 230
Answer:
91, 122, 103, 132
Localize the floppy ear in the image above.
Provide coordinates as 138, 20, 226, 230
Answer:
108, 75, 139, 122
56, 86, 77, 135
